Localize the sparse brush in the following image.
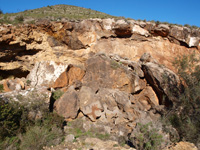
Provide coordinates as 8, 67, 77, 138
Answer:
164, 52, 200, 148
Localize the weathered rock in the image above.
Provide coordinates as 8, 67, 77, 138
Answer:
166, 141, 198, 150
27, 61, 68, 87
0, 85, 51, 104
169, 26, 189, 42
64, 134, 75, 143
53, 65, 85, 88
141, 54, 180, 106
140, 52, 158, 63
187, 36, 200, 47
0, 19, 199, 75
84, 137, 136, 150
153, 24, 170, 37
132, 24, 150, 37
83, 54, 145, 94
132, 86, 159, 111
169, 26, 200, 47
114, 24, 132, 38
52, 70, 68, 88
102, 18, 115, 30
78, 86, 103, 121
54, 87, 79, 119
67, 65, 85, 85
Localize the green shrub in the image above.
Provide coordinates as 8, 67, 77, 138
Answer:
0, 100, 24, 140
0, 96, 64, 149
0, 84, 3, 92
15, 15, 24, 22
130, 122, 163, 150
20, 125, 63, 150
184, 24, 191, 28
0, 136, 20, 150
65, 118, 110, 141
165, 52, 200, 147
26, 80, 31, 86
52, 89, 64, 101
0, 9, 3, 14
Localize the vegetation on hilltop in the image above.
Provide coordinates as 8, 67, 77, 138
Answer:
0, 4, 115, 24
0, 4, 199, 29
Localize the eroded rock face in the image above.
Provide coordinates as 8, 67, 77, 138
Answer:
167, 141, 198, 150
2, 78, 25, 92
83, 54, 145, 94
53, 65, 85, 88
54, 87, 79, 119
132, 86, 159, 111
78, 86, 103, 121
0, 19, 199, 149
27, 61, 68, 87
0, 19, 199, 75
140, 54, 180, 106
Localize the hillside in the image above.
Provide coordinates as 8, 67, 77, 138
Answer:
0, 5, 200, 150
0, 4, 115, 24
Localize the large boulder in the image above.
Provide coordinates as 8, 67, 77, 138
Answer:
169, 26, 200, 47
187, 36, 200, 47
152, 24, 170, 37
114, 23, 133, 38
83, 53, 146, 94
78, 86, 103, 121
132, 24, 150, 37
27, 61, 68, 87
132, 86, 159, 111
54, 87, 79, 119
53, 65, 85, 88
140, 53, 180, 106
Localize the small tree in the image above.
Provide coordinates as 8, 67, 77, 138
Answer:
0, 9, 3, 14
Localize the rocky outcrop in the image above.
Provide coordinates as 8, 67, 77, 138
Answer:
52, 53, 181, 145
54, 87, 79, 119
0, 18, 200, 149
140, 53, 180, 106
166, 142, 198, 150
26, 61, 84, 88
2, 78, 25, 92
83, 54, 145, 94
53, 65, 85, 88
27, 61, 69, 87
0, 19, 199, 77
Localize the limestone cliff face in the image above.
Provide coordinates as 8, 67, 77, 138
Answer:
0, 18, 199, 77
1, 19, 200, 149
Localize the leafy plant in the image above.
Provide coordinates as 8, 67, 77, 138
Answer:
0, 100, 24, 140
165, 52, 200, 147
0, 136, 20, 150
15, 15, 24, 23
130, 122, 163, 150
52, 89, 64, 101
0, 84, 4, 92
65, 118, 110, 141
0, 95, 64, 149
20, 125, 63, 150
26, 80, 31, 86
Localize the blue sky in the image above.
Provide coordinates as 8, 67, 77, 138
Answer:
0, 0, 199, 27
